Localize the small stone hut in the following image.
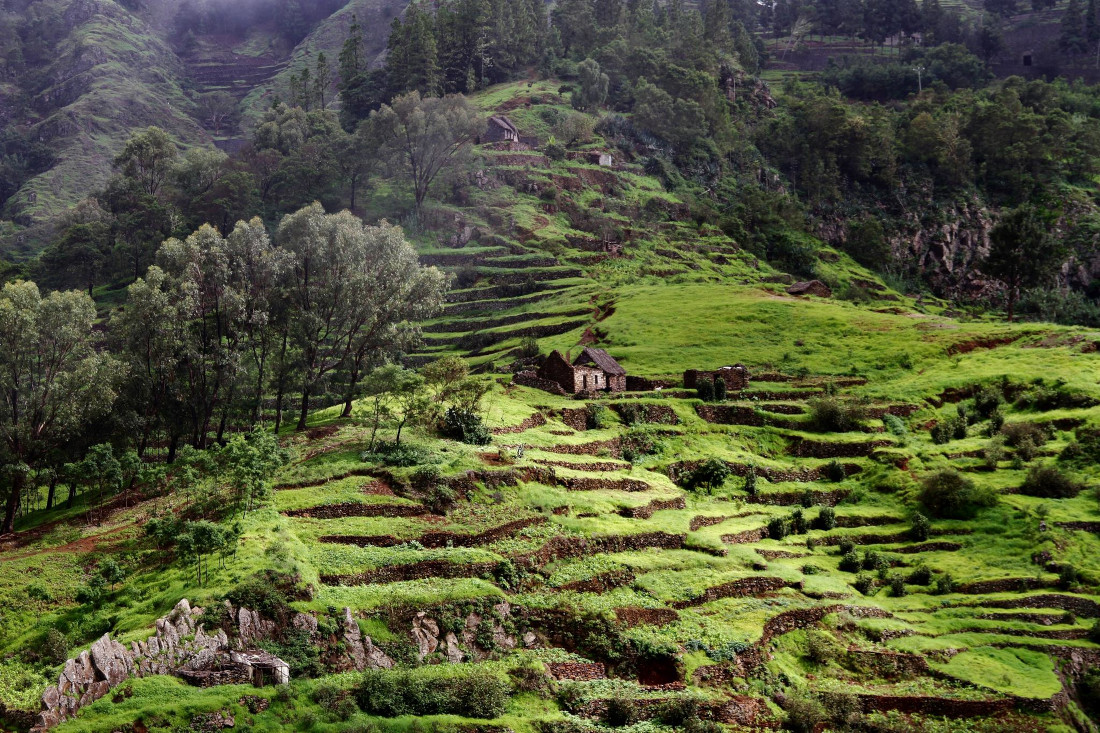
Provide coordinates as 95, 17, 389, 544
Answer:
481, 115, 519, 144
684, 364, 750, 391
537, 347, 627, 393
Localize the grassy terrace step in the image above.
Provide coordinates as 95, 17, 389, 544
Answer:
421, 307, 591, 334
444, 278, 586, 303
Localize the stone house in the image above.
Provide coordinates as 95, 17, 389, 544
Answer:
684, 364, 750, 391
537, 347, 627, 394
481, 115, 519, 144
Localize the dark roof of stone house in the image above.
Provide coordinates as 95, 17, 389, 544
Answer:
488, 116, 519, 135
574, 347, 625, 375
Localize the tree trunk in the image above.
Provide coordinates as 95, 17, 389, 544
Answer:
297, 386, 311, 431
341, 362, 361, 418
46, 475, 58, 510
2, 470, 22, 534
67, 481, 78, 509
168, 433, 180, 464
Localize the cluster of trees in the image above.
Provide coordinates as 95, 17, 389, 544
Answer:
764, 75, 1100, 205
36, 88, 483, 295
338, 1, 547, 125
0, 200, 446, 533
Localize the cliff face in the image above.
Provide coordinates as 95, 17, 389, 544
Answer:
3, 0, 407, 228
6, 0, 208, 223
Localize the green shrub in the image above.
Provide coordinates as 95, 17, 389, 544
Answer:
838, 539, 855, 555
853, 575, 874, 594
768, 516, 790, 540
356, 669, 510, 718
883, 413, 907, 436
805, 630, 837, 664
1001, 421, 1049, 449
441, 407, 491, 445
825, 460, 846, 482
1061, 428, 1100, 467
807, 398, 866, 432
906, 565, 932, 585
1059, 564, 1079, 590
931, 415, 967, 444
603, 696, 639, 727
585, 403, 608, 429
888, 574, 907, 597
918, 469, 996, 519
862, 551, 887, 572
684, 459, 731, 492
361, 441, 432, 467
934, 573, 956, 594
839, 551, 861, 573
696, 379, 715, 402
713, 377, 727, 402
1019, 464, 1083, 498
973, 385, 1004, 418
783, 692, 826, 733
43, 629, 68, 664
911, 513, 930, 541
815, 507, 836, 530
744, 464, 758, 496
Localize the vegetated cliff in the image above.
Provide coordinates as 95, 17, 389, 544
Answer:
7, 0, 208, 223
239, 0, 408, 127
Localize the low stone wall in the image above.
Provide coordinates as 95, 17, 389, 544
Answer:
787, 438, 893, 458
562, 476, 650, 492
323, 560, 498, 586
760, 605, 890, 644
619, 497, 686, 519
1054, 521, 1100, 533
611, 403, 680, 425
283, 502, 425, 519
512, 371, 567, 395
275, 468, 374, 491
975, 593, 1100, 618
544, 438, 623, 458
671, 577, 788, 609
547, 662, 606, 681
492, 412, 547, 435
956, 577, 1055, 594
893, 541, 963, 553
721, 527, 769, 544
320, 517, 547, 549
668, 460, 862, 485
558, 407, 591, 431
519, 531, 686, 566
748, 489, 851, 507
624, 376, 677, 391
614, 607, 679, 628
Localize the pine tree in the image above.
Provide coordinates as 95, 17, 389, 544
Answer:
1087, 0, 1099, 59
1061, 0, 1088, 54
315, 53, 331, 109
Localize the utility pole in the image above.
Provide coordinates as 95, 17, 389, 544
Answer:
914, 64, 925, 92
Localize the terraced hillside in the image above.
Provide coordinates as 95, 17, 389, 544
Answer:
4, 271, 1100, 731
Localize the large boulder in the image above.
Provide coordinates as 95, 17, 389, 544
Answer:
786, 280, 832, 298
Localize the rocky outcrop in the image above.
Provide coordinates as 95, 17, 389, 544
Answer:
409, 602, 525, 662
33, 599, 390, 731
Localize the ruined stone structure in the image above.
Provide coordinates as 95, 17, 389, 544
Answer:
32, 600, 391, 731
684, 364, 750, 391
536, 347, 627, 394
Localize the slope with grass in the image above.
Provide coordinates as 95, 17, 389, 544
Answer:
3, 256, 1100, 731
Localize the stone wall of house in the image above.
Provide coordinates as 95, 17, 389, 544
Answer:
684, 367, 750, 391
